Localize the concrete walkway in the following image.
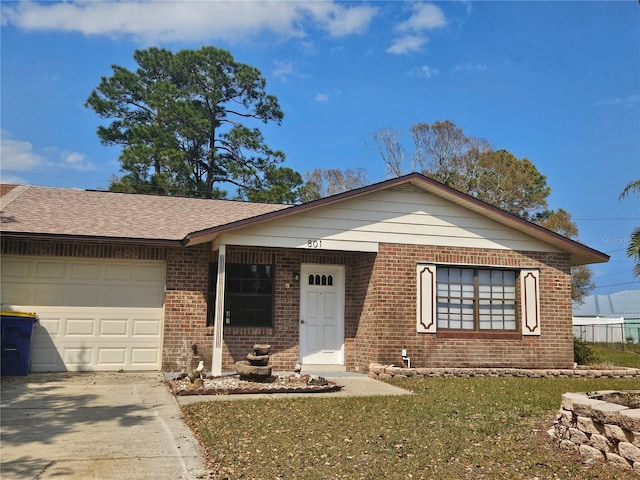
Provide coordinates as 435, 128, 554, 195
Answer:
0, 372, 210, 479
1, 371, 410, 479
176, 371, 412, 404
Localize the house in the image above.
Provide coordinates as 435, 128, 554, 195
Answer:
573, 290, 640, 343
0, 173, 609, 374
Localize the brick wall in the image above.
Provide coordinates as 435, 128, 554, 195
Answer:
359, 243, 574, 371
162, 244, 212, 371
219, 246, 367, 371
2, 238, 575, 373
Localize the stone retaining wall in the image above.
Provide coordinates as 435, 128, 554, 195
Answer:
551, 391, 640, 471
368, 363, 640, 379
368, 363, 640, 471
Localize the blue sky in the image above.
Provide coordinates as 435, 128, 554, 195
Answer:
1, 1, 638, 295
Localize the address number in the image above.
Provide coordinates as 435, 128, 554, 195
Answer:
307, 239, 323, 248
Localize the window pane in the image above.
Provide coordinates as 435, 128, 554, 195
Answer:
461, 320, 474, 330
478, 284, 491, 298
462, 283, 474, 296
461, 269, 474, 283
436, 267, 517, 332
478, 270, 491, 284
214, 263, 275, 327
226, 278, 242, 293
504, 271, 515, 285
504, 320, 516, 330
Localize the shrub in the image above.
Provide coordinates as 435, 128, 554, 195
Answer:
573, 336, 599, 365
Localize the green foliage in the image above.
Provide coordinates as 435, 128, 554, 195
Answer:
591, 344, 640, 368
573, 336, 599, 365
241, 166, 303, 204
183, 377, 640, 479
86, 46, 302, 201
371, 120, 596, 302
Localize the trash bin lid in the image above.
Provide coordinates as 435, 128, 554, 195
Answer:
0, 311, 38, 319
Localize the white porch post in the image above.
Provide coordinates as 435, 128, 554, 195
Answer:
211, 244, 226, 376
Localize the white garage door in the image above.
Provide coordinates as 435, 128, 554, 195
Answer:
1, 256, 166, 372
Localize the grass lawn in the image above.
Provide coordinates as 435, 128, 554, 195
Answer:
589, 344, 640, 369
183, 376, 640, 479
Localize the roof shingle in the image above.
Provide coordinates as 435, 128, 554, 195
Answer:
0, 185, 290, 242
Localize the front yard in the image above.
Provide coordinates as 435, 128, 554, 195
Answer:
183, 375, 640, 479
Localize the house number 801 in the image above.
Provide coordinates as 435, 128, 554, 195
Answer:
307, 240, 323, 248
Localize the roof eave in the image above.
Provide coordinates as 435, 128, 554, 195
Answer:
183, 173, 610, 266
1, 231, 183, 247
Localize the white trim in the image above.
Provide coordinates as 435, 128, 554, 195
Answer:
416, 264, 437, 333
521, 269, 541, 336
211, 245, 226, 376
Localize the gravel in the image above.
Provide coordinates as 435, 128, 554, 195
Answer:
168, 373, 341, 396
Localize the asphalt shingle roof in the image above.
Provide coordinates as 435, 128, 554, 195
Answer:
0, 185, 290, 242
0, 174, 611, 267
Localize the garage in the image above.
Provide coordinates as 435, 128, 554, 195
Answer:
1, 256, 166, 372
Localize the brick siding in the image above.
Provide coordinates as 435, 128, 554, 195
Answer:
364, 243, 573, 371
2, 238, 574, 373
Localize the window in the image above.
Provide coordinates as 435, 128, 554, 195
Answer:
207, 263, 274, 328
436, 267, 516, 331
308, 273, 333, 286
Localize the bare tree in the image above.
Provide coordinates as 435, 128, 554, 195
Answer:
302, 168, 368, 202
367, 128, 406, 178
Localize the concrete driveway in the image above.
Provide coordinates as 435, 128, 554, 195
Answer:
0, 372, 210, 479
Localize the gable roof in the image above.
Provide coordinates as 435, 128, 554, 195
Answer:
1, 173, 609, 266
574, 289, 640, 317
182, 173, 608, 266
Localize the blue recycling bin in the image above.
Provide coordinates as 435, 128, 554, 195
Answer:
1, 312, 38, 376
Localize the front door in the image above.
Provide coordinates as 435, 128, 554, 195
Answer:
299, 264, 345, 365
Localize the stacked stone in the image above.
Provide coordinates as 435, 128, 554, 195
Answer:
368, 363, 640, 380
551, 391, 640, 471
235, 344, 273, 381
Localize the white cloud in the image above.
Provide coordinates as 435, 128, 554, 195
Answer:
1, 0, 378, 43
0, 173, 28, 184
595, 94, 639, 109
388, 3, 445, 55
0, 131, 94, 177
315, 93, 330, 102
387, 35, 428, 55
58, 151, 96, 171
0, 131, 46, 171
408, 65, 439, 78
396, 3, 446, 32
453, 63, 488, 72
305, 2, 378, 38
272, 60, 295, 82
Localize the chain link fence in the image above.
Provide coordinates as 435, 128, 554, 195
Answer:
573, 319, 640, 351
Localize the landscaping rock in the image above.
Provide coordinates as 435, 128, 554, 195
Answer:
235, 344, 273, 381
605, 452, 631, 469
619, 442, 640, 463
579, 444, 604, 461
246, 353, 270, 366
253, 344, 272, 355
619, 409, 640, 432
235, 360, 273, 380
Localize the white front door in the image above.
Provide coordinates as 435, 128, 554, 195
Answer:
299, 264, 345, 365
